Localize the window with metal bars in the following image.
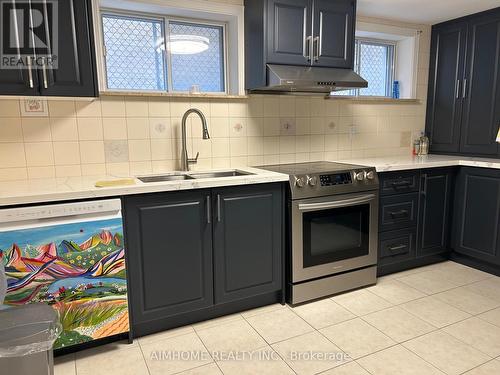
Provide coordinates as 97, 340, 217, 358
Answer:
101, 13, 226, 93
333, 39, 395, 97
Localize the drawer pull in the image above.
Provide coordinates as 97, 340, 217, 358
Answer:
391, 181, 411, 188
388, 244, 407, 252
389, 209, 409, 219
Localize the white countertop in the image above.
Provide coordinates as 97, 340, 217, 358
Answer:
338, 154, 500, 172
0, 167, 289, 207
2, 154, 500, 207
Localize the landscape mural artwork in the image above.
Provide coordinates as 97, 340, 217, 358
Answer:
0, 218, 129, 349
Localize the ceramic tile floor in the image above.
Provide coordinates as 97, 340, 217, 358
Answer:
55, 261, 500, 375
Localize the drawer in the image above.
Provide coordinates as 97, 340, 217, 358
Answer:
379, 228, 416, 266
380, 193, 419, 232
380, 170, 420, 196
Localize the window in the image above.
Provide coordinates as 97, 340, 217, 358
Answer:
102, 15, 166, 91
333, 39, 395, 97
101, 13, 226, 93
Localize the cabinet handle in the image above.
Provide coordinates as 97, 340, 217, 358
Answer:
421, 174, 428, 197
27, 58, 34, 88
462, 78, 467, 98
455, 80, 460, 99
216, 194, 221, 222
42, 57, 48, 89
389, 209, 409, 219
206, 195, 211, 224
304, 36, 312, 61
388, 244, 407, 252
313, 36, 320, 62
391, 180, 411, 188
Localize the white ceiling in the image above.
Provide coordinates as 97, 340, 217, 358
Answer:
357, 0, 500, 25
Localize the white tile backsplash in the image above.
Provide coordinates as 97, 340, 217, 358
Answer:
0, 14, 430, 180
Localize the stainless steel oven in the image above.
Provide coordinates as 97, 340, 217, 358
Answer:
292, 192, 378, 282
259, 162, 379, 304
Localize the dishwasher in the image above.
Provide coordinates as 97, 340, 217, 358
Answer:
0, 199, 130, 351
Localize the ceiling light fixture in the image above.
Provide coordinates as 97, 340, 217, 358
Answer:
167, 35, 210, 55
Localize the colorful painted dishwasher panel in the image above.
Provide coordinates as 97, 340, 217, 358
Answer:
0, 218, 129, 349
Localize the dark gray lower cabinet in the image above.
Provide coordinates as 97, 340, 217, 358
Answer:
378, 168, 453, 275
452, 167, 500, 265
417, 168, 454, 256
124, 190, 213, 326
213, 185, 282, 304
123, 183, 283, 336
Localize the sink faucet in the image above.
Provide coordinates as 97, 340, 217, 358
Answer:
181, 108, 210, 171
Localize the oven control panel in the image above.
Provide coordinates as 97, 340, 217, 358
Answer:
319, 173, 352, 186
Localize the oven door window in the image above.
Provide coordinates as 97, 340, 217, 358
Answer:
303, 204, 370, 267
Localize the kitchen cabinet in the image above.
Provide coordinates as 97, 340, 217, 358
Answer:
124, 190, 214, 328
266, 0, 312, 66
378, 168, 454, 275
426, 7, 500, 157
0, 0, 98, 97
459, 11, 500, 156
244, 0, 356, 89
123, 183, 283, 336
426, 22, 467, 153
417, 169, 454, 257
452, 167, 500, 266
312, 0, 355, 68
213, 185, 282, 304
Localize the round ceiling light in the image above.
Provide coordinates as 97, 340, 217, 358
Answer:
167, 35, 210, 55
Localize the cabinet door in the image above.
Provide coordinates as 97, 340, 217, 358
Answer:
426, 22, 467, 153
452, 167, 500, 265
417, 168, 453, 257
0, 0, 39, 95
267, 0, 312, 65
124, 191, 213, 325
213, 184, 282, 304
312, 0, 355, 68
459, 12, 500, 156
36, 0, 97, 97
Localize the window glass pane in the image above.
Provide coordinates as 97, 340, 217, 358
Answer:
169, 21, 225, 92
102, 15, 166, 91
358, 42, 392, 97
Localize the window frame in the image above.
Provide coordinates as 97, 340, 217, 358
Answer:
355, 38, 396, 98
99, 8, 229, 95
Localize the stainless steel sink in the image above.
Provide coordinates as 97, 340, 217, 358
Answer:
138, 170, 254, 183
137, 174, 194, 183
188, 170, 254, 179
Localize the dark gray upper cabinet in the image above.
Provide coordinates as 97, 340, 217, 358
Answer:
426, 22, 467, 153
426, 7, 500, 157
417, 169, 454, 257
244, 0, 357, 89
0, 0, 97, 97
266, 0, 312, 65
39, 0, 98, 97
312, 0, 355, 68
124, 190, 214, 326
452, 167, 500, 265
213, 184, 282, 304
459, 11, 500, 156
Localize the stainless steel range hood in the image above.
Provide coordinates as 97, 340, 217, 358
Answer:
249, 64, 368, 94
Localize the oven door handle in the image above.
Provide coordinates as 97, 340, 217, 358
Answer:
298, 194, 376, 212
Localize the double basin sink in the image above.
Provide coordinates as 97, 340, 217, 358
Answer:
138, 170, 254, 183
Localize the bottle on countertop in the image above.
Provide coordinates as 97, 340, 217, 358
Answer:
418, 132, 429, 156
392, 80, 400, 99
412, 138, 420, 156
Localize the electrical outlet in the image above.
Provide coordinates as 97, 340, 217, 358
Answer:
280, 118, 296, 135
21, 98, 48, 116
